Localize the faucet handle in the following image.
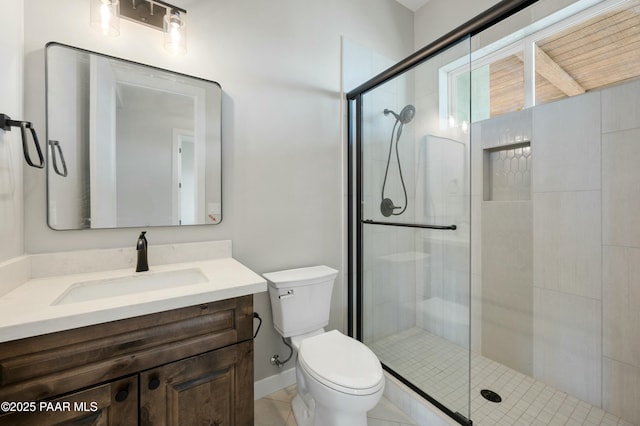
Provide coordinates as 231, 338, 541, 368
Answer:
136, 231, 148, 249
136, 231, 149, 272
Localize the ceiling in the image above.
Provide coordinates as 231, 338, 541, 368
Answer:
395, 0, 430, 12
489, 1, 640, 117
390, 0, 640, 119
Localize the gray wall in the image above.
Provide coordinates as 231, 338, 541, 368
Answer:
18, 0, 414, 382
413, 0, 585, 50
414, 0, 500, 48
0, 0, 24, 263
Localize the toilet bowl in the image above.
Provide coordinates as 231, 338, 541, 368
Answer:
293, 330, 384, 426
264, 266, 385, 426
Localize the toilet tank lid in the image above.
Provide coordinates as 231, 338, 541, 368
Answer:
263, 265, 338, 288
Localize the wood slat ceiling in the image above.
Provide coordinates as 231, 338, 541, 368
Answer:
489, 1, 640, 117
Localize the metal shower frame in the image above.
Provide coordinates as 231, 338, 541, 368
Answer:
345, 0, 540, 424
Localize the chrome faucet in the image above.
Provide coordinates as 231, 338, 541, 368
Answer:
136, 231, 149, 272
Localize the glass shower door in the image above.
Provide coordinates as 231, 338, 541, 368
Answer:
355, 37, 472, 423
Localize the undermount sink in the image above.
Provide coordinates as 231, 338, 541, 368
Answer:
53, 268, 208, 305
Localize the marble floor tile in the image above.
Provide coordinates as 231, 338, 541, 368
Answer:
255, 387, 417, 426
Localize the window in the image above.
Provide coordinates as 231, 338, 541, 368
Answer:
442, 0, 640, 124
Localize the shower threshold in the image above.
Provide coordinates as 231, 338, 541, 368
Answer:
368, 328, 632, 426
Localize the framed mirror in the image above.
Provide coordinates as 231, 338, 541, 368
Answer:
45, 42, 222, 230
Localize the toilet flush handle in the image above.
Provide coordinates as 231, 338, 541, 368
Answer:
278, 290, 294, 299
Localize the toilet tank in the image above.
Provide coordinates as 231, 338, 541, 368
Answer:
264, 265, 338, 338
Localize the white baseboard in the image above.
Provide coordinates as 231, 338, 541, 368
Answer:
254, 367, 296, 400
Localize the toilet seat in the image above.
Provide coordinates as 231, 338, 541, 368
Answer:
298, 330, 383, 396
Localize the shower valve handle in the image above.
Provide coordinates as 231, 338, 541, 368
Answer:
380, 198, 401, 217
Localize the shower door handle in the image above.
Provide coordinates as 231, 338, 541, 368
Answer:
363, 219, 457, 230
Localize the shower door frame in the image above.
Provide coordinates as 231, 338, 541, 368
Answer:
346, 0, 539, 424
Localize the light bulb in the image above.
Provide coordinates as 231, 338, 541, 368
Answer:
91, 0, 119, 37
100, 2, 112, 35
164, 11, 187, 54
170, 22, 181, 46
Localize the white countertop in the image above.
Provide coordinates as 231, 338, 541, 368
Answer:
0, 257, 267, 343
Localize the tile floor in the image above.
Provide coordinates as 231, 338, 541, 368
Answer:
254, 384, 418, 426
369, 327, 635, 426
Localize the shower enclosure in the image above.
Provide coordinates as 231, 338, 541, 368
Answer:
348, 0, 640, 425
348, 34, 474, 424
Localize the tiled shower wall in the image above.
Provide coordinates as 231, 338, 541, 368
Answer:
356, 39, 418, 343
412, 41, 471, 350
600, 79, 640, 424
362, 39, 470, 346
475, 78, 640, 424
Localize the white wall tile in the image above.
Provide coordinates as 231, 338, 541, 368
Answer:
602, 127, 640, 247
470, 272, 482, 353
533, 191, 601, 299
471, 195, 482, 276
602, 357, 640, 425
603, 245, 640, 368
602, 78, 640, 133
533, 287, 601, 407
471, 123, 483, 198
479, 108, 532, 150
481, 200, 533, 374
532, 92, 601, 192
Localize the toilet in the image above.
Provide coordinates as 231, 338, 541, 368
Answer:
264, 265, 384, 426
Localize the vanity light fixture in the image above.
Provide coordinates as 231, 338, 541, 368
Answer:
163, 9, 186, 54
90, 0, 187, 54
90, 0, 120, 37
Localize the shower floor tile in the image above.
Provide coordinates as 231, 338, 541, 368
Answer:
368, 327, 634, 426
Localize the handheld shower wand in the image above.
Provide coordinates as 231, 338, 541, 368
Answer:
381, 105, 415, 217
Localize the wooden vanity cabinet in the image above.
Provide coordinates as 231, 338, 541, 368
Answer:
0, 375, 138, 426
140, 341, 253, 425
0, 295, 254, 426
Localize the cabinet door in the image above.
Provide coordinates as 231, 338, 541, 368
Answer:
0, 375, 137, 426
140, 340, 253, 426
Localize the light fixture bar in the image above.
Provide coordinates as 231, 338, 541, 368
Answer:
119, 0, 186, 30
150, 0, 186, 14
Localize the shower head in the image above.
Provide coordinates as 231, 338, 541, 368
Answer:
384, 105, 416, 124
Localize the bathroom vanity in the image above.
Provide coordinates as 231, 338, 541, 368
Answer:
0, 296, 253, 425
0, 242, 266, 426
